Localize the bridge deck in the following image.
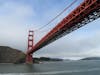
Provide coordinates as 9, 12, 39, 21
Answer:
28, 0, 100, 54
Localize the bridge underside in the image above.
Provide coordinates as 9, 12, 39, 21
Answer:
28, 0, 100, 55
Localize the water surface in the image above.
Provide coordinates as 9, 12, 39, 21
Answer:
0, 60, 100, 75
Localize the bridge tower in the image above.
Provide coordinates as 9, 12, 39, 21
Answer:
26, 30, 34, 63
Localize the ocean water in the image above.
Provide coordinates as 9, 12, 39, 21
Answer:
0, 60, 100, 75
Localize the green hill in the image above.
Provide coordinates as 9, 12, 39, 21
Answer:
0, 46, 26, 63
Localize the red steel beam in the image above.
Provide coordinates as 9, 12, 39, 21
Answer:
28, 0, 100, 54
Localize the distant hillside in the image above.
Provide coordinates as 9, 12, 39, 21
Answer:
81, 57, 100, 60
33, 57, 63, 63
0, 46, 26, 63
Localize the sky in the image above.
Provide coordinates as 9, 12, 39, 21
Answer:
0, 0, 100, 60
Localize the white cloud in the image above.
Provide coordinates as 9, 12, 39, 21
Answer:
0, 1, 35, 51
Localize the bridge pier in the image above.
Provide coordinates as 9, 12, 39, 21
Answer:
26, 54, 33, 64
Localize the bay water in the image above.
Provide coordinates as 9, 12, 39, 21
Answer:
0, 60, 100, 75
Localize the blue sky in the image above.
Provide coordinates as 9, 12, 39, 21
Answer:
0, 0, 100, 60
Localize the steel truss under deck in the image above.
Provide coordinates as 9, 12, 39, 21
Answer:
28, 0, 100, 54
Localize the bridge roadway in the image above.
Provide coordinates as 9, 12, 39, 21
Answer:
28, 0, 100, 54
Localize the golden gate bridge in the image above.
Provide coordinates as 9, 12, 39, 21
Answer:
26, 0, 100, 63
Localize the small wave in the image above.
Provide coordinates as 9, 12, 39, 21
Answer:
0, 68, 100, 75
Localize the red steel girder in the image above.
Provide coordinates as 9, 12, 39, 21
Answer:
28, 0, 100, 54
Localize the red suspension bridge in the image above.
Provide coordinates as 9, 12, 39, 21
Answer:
26, 0, 100, 63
